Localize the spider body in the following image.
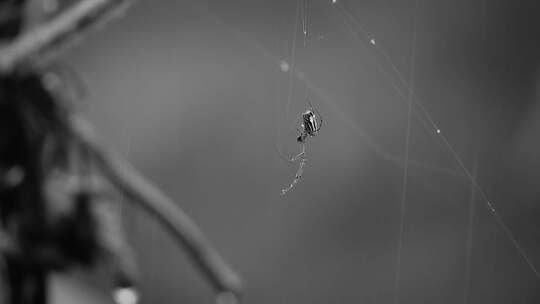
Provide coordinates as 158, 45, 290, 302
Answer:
297, 110, 320, 143
281, 102, 323, 195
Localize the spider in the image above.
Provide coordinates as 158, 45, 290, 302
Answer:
280, 100, 323, 195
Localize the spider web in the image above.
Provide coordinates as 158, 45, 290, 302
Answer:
271, 0, 540, 303
77, 0, 540, 303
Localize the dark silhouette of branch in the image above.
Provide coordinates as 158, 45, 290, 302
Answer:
0, 0, 243, 302
0, 0, 131, 73
68, 115, 243, 302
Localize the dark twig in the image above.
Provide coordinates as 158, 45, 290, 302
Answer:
68, 115, 243, 301
0, 0, 131, 73
0, 0, 243, 300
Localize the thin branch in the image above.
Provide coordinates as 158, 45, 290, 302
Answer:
0, 0, 243, 300
68, 115, 243, 301
0, 0, 132, 73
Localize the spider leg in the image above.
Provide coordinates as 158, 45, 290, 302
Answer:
290, 143, 306, 162
290, 151, 305, 162
315, 111, 323, 132
281, 157, 307, 195
275, 126, 307, 163
275, 142, 303, 163
274, 144, 295, 163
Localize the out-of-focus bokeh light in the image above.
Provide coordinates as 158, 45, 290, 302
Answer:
113, 288, 139, 304
279, 60, 290, 72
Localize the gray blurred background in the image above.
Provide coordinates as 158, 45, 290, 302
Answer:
50, 0, 540, 303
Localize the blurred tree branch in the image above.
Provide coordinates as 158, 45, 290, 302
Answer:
0, 0, 130, 73
0, 0, 243, 302
69, 115, 242, 301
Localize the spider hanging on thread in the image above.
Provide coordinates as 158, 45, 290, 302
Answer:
279, 99, 323, 195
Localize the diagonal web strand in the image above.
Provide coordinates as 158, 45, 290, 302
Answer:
336, 1, 540, 279
395, 1, 418, 303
